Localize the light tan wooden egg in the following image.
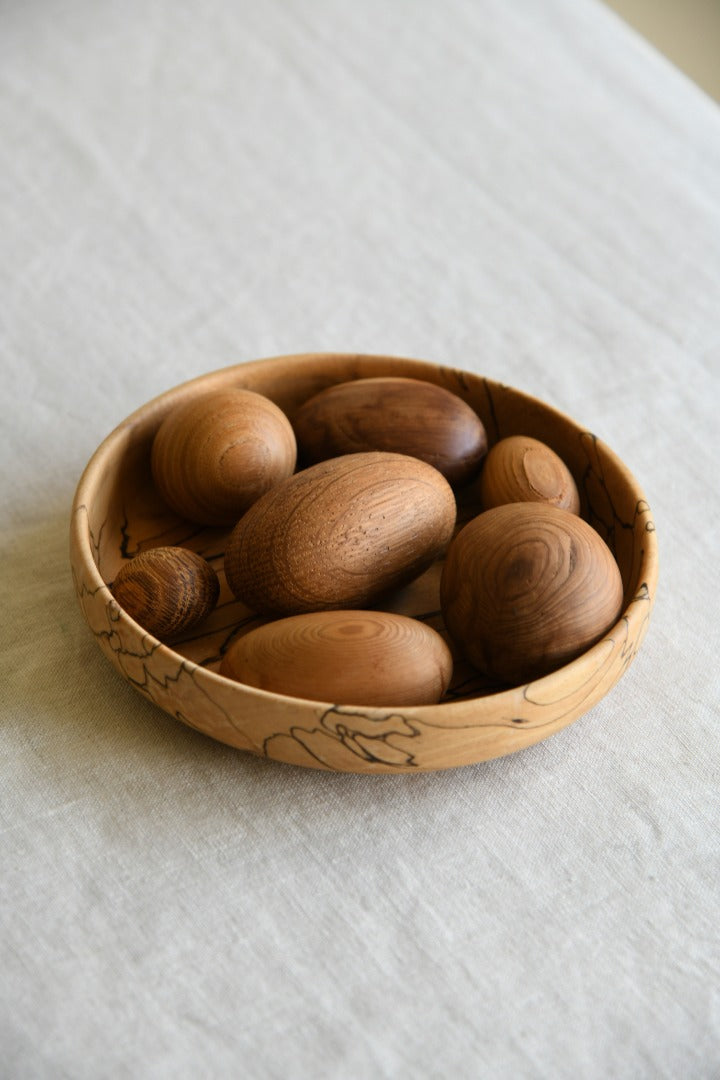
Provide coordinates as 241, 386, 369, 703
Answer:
151, 388, 296, 526
220, 610, 453, 706
480, 435, 580, 514
440, 503, 623, 685
224, 451, 456, 615
293, 376, 488, 486
112, 546, 219, 638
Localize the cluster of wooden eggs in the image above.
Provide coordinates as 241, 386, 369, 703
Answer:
111, 377, 624, 706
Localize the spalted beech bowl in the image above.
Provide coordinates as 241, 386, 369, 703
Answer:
70, 353, 658, 774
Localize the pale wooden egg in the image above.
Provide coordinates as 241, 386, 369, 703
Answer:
480, 435, 580, 514
440, 503, 623, 685
151, 388, 296, 526
293, 376, 488, 486
112, 546, 220, 638
224, 451, 456, 615
219, 610, 453, 706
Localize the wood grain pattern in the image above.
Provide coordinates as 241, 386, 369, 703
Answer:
441, 503, 624, 683
220, 610, 453, 706
224, 451, 456, 615
151, 388, 296, 526
70, 352, 658, 773
293, 376, 488, 485
479, 435, 580, 514
111, 546, 219, 638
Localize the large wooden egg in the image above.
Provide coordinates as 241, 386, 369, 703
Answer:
151, 388, 296, 526
224, 451, 456, 615
293, 376, 487, 486
441, 503, 624, 685
220, 610, 453, 707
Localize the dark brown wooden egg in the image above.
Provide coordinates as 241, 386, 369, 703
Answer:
112, 546, 220, 638
480, 435, 580, 514
151, 389, 296, 526
224, 452, 456, 615
293, 377, 487, 486
440, 503, 623, 684
220, 610, 453, 706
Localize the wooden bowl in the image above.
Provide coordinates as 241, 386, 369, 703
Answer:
70, 353, 658, 774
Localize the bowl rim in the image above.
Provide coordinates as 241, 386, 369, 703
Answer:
70, 351, 659, 725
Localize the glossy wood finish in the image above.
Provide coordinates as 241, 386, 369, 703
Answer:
220, 610, 453, 706
480, 435, 580, 514
441, 504, 624, 684
224, 451, 456, 615
111, 546, 220, 639
70, 353, 658, 773
293, 376, 488, 485
151, 388, 296, 526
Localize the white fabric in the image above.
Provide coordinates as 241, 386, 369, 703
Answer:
2, 0, 719, 1076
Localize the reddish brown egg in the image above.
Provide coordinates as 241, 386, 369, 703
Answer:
293, 376, 487, 486
112, 546, 219, 638
440, 503, 623, 684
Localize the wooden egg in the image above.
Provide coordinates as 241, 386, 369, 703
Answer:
293, 376, 488, 486
440, 503, 624, 685
151, 388, 296, 526
112, 546, 220, 638
480, 435, 580, 514
220, 610, 453, 706
224, 451, 456, 615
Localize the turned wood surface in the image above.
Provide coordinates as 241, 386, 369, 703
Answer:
441, 503, 624, 684
224, 451, 457, 615
293, 376, 488, 485
220, 610, 453, 706
70, 352, 658, 773
479, 435, 580, 514
111, 546, 220, 639
151, 388, 296, 526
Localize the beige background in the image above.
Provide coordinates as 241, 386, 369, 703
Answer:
606, 0, 720, 100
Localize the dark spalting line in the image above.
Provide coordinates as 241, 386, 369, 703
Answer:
72, 566, 111, 600
481, 378, 500, 444
119, 508, 210, 560
453, 368, 470, 394
76, 504, 108, 569
119, 514, 135, 559
91, 517, 106, 563
264, 706, 422, 768
578, 432, 655, 560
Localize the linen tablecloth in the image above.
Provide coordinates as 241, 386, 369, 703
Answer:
2, 0, 719, 1076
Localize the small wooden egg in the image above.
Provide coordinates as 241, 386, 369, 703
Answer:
151, 389, 297, 526
440, 503, 623, 685
480, 435, 580, 514
219, 610, 453, 706
225, 451, 456, 615
112, 546, 220, 638
293, 377, 488, 486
